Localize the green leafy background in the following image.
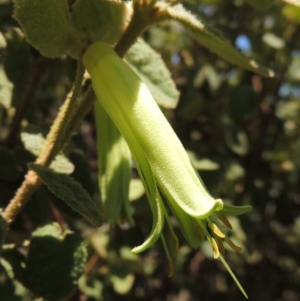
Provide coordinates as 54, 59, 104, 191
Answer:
1, 0, 300, 300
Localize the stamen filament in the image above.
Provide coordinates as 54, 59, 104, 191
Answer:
218, 214, 232, 230
225, 237, 242, 252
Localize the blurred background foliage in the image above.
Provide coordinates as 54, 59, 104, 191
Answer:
1, 0, 300, 300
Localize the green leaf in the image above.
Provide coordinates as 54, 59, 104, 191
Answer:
4, 28, 31, 106
244, 0, 276, 10
0, 147, 20, 181
69, 152, 95, 197
29, 164, 102, 226
26, 223, 87, 301
21, 129, 74, 174
125, 38, 180, 109
13, 0, 80, 58
71, 0, 130, 45
167, 4, 274, 77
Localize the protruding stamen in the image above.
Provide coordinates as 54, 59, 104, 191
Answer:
218, 214, 232, 230
208, 236, 219, 259
225, 237, 242, 252
208, 222, 225, 238
216, 237, 225, 256
219, 254, 248, 298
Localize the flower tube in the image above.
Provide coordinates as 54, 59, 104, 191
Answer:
83, 42, 251, 298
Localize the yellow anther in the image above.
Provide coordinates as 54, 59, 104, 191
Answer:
208, 222, 225, 238
225, 237, 242, 252
218, 214, 232, 230
216, 237, 225, 256
208, 236, 219, 259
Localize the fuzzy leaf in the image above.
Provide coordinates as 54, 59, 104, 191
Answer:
13, 0, 79, 57
126, 38, 180, 109
167, 4, 274, 77
21, 130, 74, 174
29, 164, 102, 227
26, 223, 87, 301
71, 0, 130, 45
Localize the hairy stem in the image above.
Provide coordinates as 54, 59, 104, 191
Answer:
36, 59, 85, 166
115, 1, 168, 57
61, 86, 95, 146
4, 60, 85, 223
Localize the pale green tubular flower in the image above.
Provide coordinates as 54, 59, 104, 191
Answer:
94, 101, 134, 226
83, 42, 251, 298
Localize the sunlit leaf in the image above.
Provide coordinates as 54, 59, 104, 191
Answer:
126, 38, 180, 109
13, 0, 79, 57
167, 4, 274, 77
21, 130, 74, 174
